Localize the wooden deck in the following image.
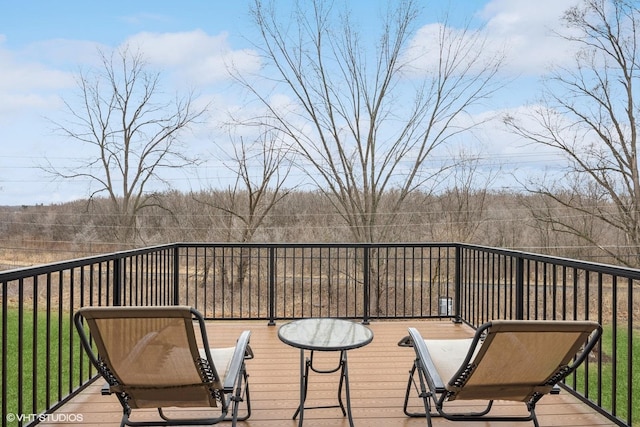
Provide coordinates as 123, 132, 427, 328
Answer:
43, 320, 615, 427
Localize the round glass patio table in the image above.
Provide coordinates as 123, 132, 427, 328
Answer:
278, 318, 374, 427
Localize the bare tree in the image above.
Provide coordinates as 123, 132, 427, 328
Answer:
204, 128, 293, 243
196, 127, 293, 288
504, 0, 640, 266
436, 149, 500, 242
237, 0, 505, 243
47, 46, 207, 244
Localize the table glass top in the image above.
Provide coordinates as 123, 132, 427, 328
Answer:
278, 318, 374, 351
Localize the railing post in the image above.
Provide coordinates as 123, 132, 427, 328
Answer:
112, 257, 122, 306
515, 255, 525, 320
173, 245, 180, 305
268, 246, 276, 326
454, 245, 462, 323
363, 246, 370, 325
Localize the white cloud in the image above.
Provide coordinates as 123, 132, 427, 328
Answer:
479, 0, 580, 75
403, 22, 501, 78
469, 104, 570, 182
0, 36, 73, 116
406, 0, 580, 79
24, 38, 106, 67
0, 93, 60, 116
124, 29, 261, 86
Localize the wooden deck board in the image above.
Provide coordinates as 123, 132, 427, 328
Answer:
41, 320, 615, 426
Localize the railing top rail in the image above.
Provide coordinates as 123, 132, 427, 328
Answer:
0, 243, 178, 282
460, 243, 640, 279
2, 241, 640, 282
174, 242, 459, 249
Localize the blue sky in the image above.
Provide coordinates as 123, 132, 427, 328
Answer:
0, 0, 580, 206
0, 1, 251, 46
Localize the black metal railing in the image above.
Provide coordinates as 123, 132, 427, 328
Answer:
0, 242, 636, 426
0, 245, 176, 427
457, 245, 639, 426
177, 243, 457, 322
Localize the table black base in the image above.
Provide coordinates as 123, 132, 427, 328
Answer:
293, 349, 354, 427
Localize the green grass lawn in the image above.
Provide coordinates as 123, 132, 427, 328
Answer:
2, 308, 91, 426
574, 324, 640, 425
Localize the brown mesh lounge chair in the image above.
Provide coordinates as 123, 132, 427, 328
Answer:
74, 306, 252, 427
402, 320, 601, 427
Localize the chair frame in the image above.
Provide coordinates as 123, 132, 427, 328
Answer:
74, 306, 252, 427
402, 320, 602, 427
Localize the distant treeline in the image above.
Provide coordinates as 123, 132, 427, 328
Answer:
0, 189, 629, 268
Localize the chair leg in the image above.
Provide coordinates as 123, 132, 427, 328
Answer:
435, 400, 494, 420
119, 412, 128, 427
122, 370, 252, 427
403, 362, 437, 427
528, 402, 540, 427
404, 360, 542, 427
403, 363, 421, 416
119, 399, 132, 427
230, 368, 252, 423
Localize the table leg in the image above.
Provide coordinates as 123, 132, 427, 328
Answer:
292, 349, 356, 427
292, 348, 306, 426
341, 350, 355, 427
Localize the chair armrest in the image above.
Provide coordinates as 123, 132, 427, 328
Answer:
223, 330, 252, 392
397, 335, 413, 347
408, 328, 446, 391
